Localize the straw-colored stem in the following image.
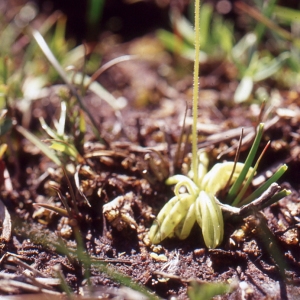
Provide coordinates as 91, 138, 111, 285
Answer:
192, 0, 201, 184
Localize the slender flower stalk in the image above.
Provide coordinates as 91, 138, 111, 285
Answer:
192, 0, 201, 184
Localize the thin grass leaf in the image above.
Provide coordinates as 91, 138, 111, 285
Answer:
32, 203, 69, 218
226, 123, 264, 205
49, 184, 72, 217
241, 164, 288, 206
260, 188, 291, 210
39, 117, 60, 140
232, 141, 270, 207
57, 101, 66, 136
16, 125, 62, 166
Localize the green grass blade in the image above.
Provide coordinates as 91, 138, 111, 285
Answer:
260, 188, 291, 210
240, 164, 288, 206
47, 139, 84, 163
226, 123, 264, 204
232, 141, 270, 207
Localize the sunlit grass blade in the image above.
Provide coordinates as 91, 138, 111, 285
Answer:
226, 123, 264, 205
57, 101, 66, 136
231, 141, 270, 207
46, 139, 85, 163
16, 125, 62, 166
240, 164, 288, 206
39, 116, 60, 139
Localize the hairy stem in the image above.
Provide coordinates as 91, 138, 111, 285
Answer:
192, 0, 201, 184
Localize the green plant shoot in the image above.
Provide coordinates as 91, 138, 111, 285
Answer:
149, 1, 290, 249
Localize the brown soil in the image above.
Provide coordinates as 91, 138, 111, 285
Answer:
2, 3, 300, 300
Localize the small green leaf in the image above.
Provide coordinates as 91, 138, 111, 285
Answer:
48, 139, 83, 162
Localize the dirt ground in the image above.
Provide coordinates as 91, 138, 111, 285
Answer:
2, 1, 300, 300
